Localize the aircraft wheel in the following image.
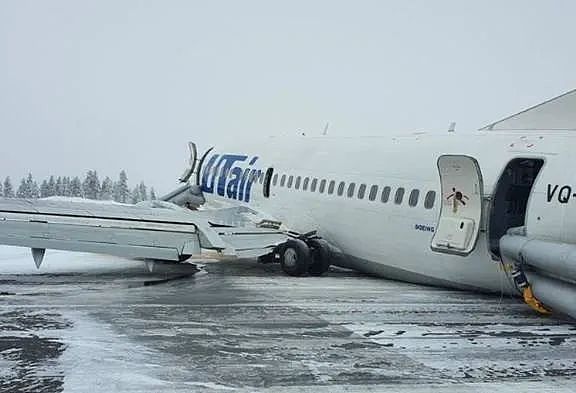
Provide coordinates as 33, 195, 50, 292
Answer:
308, 239, 331, 276
280, 239, 311, 277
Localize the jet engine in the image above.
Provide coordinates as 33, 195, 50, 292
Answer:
160, 184, 205, 209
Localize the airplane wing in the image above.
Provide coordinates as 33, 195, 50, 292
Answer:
0, 197, 289, 267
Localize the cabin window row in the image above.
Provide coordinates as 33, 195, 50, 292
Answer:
269, 173, 436, 209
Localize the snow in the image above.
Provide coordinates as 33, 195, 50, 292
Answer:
41, 196, 128, 206
1, 245, 576, 392
0, 245, 146, 275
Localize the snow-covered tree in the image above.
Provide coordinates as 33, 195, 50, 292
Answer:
114, 170, 130, 203
17, 178, 27, 198
100, 176, 114, 200
27, 174, 39, 198
130, 185, 140, 204
62, 177, 71, 196
17, 173, 39, 198
55, 176, 63, 196
40, 179, 50, 198
47, 176, 56, 197
150, 187, 157, 200
3, 177, 14, 198
83, 170, 100, 200
70, 176, 83, 197
0, 181, 3, 198
138, 181, 147, 201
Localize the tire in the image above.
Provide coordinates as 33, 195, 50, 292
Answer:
280, 239, 311, 277
308, 239, 331, 276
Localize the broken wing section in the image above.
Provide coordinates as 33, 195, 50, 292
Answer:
0, 198, 290, 266
195, 206, 288, 258
0, 198, 205, 262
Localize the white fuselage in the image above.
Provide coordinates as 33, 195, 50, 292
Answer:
199, 131, 576, 293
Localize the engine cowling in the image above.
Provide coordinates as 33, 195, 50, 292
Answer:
160, 184, 205, 209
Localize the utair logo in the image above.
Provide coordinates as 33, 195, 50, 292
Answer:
201, 153, 262, 203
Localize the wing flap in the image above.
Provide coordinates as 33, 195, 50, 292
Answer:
215, 228, 289, 258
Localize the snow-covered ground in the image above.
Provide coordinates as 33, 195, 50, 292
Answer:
0, 245, 146, 275
1, 245, 575, 392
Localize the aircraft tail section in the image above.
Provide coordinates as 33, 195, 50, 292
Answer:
481, 88, 576, 131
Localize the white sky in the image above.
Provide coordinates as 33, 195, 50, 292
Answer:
1, 1, 575, 194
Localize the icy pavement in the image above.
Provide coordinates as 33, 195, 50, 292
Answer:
0, 246, 575, 392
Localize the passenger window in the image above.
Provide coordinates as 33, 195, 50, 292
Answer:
381, 186, 391, 203
280, 174, 286, 187
319, 179, 327, 193
395, 187, 405, 204
295, 176, 301, 190
358, 184, 367, 199
273, 173, 278, 186
369, 185, 378, 201
328, 180, 336, 195
337, 182, 345, 196
311, 178, 318, 192
347, 183, 356, 198
287, 175, 294, 188
409, 189, 420, 207
424, 190, 436, 209
303, 177, 310, 191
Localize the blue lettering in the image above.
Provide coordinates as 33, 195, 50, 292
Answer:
201, 152, 261, 203
200, 154, 220, 193
216, 154, 247, 197
226, 167, 244, 199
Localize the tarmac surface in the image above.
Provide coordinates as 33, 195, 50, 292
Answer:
1, 246, 576, 392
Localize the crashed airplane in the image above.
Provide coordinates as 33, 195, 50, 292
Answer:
2, 89, 576, 320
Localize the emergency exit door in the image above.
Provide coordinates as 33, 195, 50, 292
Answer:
431, 155, 484, 256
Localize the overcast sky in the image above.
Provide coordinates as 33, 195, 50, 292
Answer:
1, 1, 575, 194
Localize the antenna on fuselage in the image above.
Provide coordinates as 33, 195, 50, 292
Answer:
322, 122, 330, 135
448, 122, 456, 133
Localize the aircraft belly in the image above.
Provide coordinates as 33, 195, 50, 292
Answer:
334, 252, 509, 294
302, 206, 512, 294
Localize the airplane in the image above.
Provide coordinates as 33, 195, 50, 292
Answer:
1, 88, 576, 321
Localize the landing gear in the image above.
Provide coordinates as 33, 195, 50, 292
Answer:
308, 239, 331, 276
279, 239, 311, 276
276, 234, 331, 277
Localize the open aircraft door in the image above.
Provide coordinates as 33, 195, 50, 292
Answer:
431, 155, 484, 256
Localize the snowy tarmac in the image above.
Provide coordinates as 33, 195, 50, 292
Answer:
1, 245, 575, 392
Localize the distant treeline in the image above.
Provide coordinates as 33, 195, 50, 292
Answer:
1, 170, 157, 204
